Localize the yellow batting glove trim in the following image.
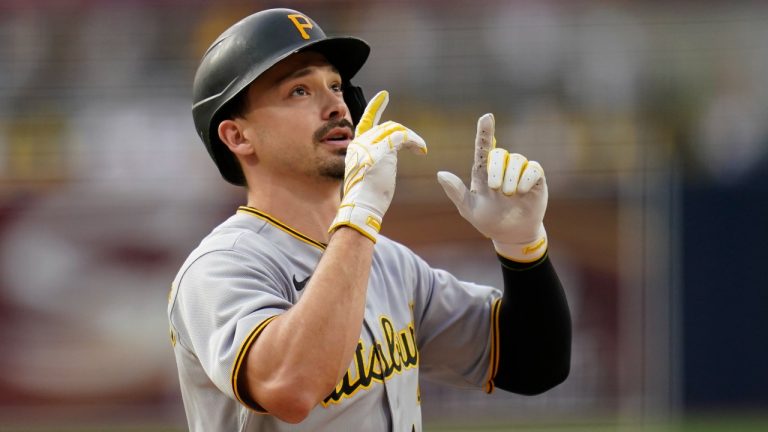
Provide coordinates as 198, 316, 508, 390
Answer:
485, 135, 499, 186
366, 215, 381, 232
369, 123, 407, 145
343, 165, 367, 196
487, 148, 509, 190
349, 223, 378, 243
329, 221, 378, 244
344, 152, 359, 177
495, 237, 548, 263
356, 90, 389, 136
523, 237, 547, 255
344, 176, 364, 197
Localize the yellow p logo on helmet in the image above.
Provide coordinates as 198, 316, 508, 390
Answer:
287, 13, 313, 40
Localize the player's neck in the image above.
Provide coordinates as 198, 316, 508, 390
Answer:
245, 174, 341, 244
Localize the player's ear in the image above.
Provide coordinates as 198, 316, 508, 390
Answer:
218, 119, 256, 156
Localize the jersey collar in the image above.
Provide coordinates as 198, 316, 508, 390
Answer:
237, 206, 327, 250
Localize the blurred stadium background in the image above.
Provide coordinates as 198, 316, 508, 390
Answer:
1, 0, 766, 430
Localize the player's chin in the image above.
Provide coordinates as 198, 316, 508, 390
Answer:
318, 162, 345, 180
316, 153, 346, 180
323, 149, 347, 163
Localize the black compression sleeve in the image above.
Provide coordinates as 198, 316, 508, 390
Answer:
491, 253, 571, 395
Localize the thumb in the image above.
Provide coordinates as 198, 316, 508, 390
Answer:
437, 171, 470, 215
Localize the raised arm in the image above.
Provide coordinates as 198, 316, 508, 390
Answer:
242, 91, 427, 423
437, 113, 571, 394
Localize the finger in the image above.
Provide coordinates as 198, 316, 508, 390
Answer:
365, 121, 402, 144
387, 129, 428, 155
487, 148, 508, 190
517, 160, 545, 194
437, 171, 470, 217
470, 113, 495, 192
502, 153, 528, 195
355, 90, 389, 137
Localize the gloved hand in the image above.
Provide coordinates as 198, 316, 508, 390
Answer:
329, 90, 427, 243
437, 113, 548, 262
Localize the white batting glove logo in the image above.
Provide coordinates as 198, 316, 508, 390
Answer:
437, 113, 548, 262
330, 90, 427, 242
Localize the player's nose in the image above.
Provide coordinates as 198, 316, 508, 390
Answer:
322, 89, 349, 121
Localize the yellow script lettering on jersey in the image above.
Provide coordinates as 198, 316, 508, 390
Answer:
322, 316, 418, 406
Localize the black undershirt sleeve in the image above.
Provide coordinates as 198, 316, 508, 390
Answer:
491, 253, 571, 395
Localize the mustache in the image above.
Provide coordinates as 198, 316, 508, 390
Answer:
313, 118, 355, 143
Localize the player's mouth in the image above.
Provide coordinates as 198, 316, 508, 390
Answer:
319, 127, 353, 148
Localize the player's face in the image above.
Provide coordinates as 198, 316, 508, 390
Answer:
239, 51, 353, 181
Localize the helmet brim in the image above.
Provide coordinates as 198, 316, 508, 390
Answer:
296, 36, 370, 82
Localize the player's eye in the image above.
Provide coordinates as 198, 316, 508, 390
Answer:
330, 82, 343, 93
290, 86, 308, 97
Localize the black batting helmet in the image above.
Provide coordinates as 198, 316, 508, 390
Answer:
192, 8, 370, 185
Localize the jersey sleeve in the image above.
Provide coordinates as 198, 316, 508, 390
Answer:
406, 247, 502, 390
168, 245, 292, 411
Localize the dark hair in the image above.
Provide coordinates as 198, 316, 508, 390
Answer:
216, 88, 251, 123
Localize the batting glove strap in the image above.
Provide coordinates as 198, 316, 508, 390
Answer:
329, 204, 382, 243
493, 224, 548, 263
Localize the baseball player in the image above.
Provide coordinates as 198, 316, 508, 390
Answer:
168, 8, 571, 432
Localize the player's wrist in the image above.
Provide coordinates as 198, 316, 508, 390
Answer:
329, 224, 379, 248
493, 224, 548, 263
329, 204, 382, 243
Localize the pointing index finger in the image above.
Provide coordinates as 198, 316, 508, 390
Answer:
470, 113, 495, 192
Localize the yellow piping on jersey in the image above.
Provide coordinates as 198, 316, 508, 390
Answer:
231, 315, 279, 413
238, 206, 327, 250
484, 298, 502, 393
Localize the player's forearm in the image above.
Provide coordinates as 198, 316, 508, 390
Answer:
492, 254, 571, 395
244, 227, 373, 421
292, 227, 374, 382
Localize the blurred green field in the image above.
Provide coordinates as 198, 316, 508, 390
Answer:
4, 417, 768, 432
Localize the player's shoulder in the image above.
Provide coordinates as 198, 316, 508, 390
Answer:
176, 212, 281, 274
169, 212, 285, 308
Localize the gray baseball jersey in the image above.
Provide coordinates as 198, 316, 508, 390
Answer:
168, 206, 502, 431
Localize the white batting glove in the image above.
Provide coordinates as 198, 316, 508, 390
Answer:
437, 113, 548, 262
329, 90, 427, 243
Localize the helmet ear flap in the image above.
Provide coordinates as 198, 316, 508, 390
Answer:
343, 82, 366, 126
